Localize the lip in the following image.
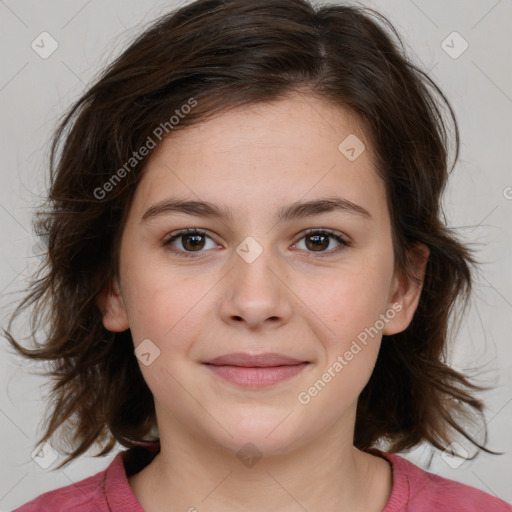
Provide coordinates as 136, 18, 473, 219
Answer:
203, 352, 310, 388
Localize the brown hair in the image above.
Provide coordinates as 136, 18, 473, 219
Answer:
4, 0, 499, 469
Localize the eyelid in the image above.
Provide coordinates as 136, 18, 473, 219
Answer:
163, 227, 208, 243
296, 227, 351, 244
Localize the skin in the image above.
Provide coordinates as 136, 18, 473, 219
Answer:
100, 92, 429, 512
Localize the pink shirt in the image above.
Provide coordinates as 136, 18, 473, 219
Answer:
13, 442, 512, 511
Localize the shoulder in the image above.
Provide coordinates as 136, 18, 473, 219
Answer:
11, 443, 159, 512
11, 455, 119, 511
383, 452, 512, 512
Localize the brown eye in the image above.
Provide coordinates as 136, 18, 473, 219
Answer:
163, 229, 217, 257
293, 229, 350, 256
305, 233, 330, 252
181, 232, 206, 251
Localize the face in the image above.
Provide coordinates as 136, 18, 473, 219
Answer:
102, 92, 426, 457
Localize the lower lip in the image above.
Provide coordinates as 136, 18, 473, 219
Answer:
204, 363, 309, 387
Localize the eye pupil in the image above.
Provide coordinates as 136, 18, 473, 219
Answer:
306, 234, 329, 251
182, 234, 205, 251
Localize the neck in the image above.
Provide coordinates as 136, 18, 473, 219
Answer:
128, 415, 392, 512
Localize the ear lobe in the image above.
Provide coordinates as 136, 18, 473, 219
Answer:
97, 277, 130, 332
383, 242, 430, 336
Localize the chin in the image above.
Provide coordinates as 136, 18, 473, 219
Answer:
208, 412, 307, 459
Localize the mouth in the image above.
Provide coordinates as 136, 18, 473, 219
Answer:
202, 352, 310, 387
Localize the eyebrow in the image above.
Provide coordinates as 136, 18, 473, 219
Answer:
141, 196, 372, 223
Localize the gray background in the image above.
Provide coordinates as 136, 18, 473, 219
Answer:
1, 0, 511, 509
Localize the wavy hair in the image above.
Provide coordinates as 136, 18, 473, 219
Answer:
5, 0, 498, 469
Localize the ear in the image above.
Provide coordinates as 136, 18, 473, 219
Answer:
383, 242, 430, 336
97, 277, 130, 332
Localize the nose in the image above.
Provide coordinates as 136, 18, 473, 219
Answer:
218, 243, 293, 330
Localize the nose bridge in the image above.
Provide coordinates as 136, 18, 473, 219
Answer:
220, 234, 291, 327
233, 234, 281, 299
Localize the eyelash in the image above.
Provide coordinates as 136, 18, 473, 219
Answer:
162, 228, 351, 259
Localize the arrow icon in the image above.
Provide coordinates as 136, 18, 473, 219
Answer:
236, 442, 262, 468
236, 237, 263, 263
135, 339, 161, 365
338, 134, 365, 161
440, 31, 468, 59
31, 31, 59, 59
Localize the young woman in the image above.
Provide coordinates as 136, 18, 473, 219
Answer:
6, 0, 511, 510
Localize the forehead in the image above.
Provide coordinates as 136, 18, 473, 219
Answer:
153, 94, 369, 163
130, 93, 387, 224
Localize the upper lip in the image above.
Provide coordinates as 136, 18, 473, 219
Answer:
203, 352, 308, 367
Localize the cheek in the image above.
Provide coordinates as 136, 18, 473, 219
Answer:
296, 267, 389, 411
121, 258, 201, 348
299, 258, 394, 345
122, 268, 206, 400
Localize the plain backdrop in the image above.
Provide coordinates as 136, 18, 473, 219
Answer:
1, 0, 511, 510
